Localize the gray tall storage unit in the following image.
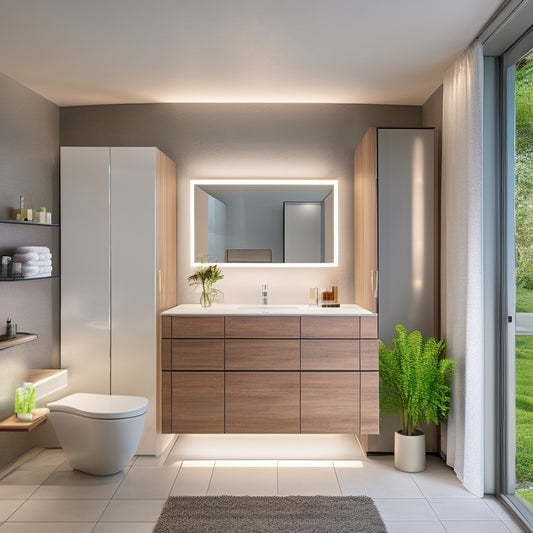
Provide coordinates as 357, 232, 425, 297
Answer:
354, 127, 438, 451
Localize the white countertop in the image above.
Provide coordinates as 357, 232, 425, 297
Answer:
162, 303, 375, 316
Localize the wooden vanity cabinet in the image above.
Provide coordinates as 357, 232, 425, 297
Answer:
162, 313, 379, 436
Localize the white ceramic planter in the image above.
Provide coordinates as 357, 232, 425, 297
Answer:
394, 430, 426, 472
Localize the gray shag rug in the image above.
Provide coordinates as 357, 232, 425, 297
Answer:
153, 495, 387, 533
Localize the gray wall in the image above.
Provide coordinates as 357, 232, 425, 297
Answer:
0, 73, 60, 470
61, 103, 422, 307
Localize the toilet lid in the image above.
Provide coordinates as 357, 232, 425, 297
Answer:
47, 393, 148, 420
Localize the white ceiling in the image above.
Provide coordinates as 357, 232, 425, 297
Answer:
0, 0, 504, 107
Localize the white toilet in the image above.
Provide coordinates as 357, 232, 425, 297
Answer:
47, 393, 148, 476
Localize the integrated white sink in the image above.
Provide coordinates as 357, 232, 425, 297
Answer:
237, 305, 302, 310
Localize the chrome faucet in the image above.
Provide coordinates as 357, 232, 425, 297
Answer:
261, 283, 268, 305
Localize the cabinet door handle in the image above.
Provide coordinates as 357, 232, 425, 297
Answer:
371, 270, 378, 299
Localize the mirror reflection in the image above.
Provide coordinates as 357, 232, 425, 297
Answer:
191, 180, 337, 266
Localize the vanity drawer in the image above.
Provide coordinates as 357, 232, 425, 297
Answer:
172, 339, 224, 370
301, 372, 360, 433
225, 316, 300, 338
225, 339, 300, 370
301, 316, 359, 338
225, 372, 300, 433
360, 316, 378, 339
171, 316, 224, 338
171, 371, 224, 433
360, 339, 379, 370
360, 371, 379, 434
301, 339, 359, 370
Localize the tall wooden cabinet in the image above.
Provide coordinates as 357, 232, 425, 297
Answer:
60, 147, 176, 455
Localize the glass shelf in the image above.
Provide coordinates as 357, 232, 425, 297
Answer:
0, 275, 58, 282
0, 220, 58, 227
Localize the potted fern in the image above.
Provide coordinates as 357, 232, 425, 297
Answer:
379, 324, 455, 472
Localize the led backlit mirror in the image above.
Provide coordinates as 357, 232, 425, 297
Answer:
191, 179, 338, 267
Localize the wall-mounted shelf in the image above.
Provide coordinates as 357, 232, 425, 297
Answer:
0, 275, 58, 282
0, 220, 58, 227
0, 411, 48, 432
0, 333, 38, 350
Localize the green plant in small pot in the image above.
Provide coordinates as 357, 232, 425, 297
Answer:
379, 324, 455, 472
188, 264, 224, 308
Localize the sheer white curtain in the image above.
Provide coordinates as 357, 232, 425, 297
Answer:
441, 40, 484, 496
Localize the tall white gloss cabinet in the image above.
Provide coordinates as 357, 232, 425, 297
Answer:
60, 147, 177, 455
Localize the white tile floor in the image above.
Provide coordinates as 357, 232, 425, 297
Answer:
0, 434, 527, 532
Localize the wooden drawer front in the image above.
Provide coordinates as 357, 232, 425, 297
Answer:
225, 316, 300, 338
161, 339, 172, 370
172, 339, 224, 370
171, 316, 224, 338
162, 316, 172, 338
360, 339, 379, 370
225, 372, 300, 433
301, 340, 359, 370
301, 372, 360, 433
162, 371, 172, 433
225, 339, 300, 371
301, 316, 359, 338
360, 316, 378, 339
171, 372, 224, 433
360, 371, 379, 434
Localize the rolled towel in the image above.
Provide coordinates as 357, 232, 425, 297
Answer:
15, 246, 50, 254
21, 265, 40, 278
12, 253, 39, 263
38, 253, 52, 261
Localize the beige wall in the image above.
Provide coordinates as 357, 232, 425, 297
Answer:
61, 103, 422, 307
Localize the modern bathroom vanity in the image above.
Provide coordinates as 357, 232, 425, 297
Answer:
161, 304, 379, 438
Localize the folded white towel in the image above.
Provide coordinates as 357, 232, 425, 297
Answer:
12, 253, 39, 263
17, 260, 52, 268
38, 253, 52, 261
21, 265, 40, 278
15, 246, 50, 254
39, 266, 53, 273
39, 267, 52, 277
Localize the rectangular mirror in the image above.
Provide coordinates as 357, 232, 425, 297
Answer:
191, 179, 338, 267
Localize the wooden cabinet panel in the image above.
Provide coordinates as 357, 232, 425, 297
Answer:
301, 372, 360, 433
360, 371, 379, 434
360, 339, 379, 370
225, 316, 300, 338
171, 372, 224, 433
162, 371, 172, 434
354, 127, 378, 314
172, 339, 224, 370
301, 316, 359, 338
360, 316, 378, 339
225, 339, 300, 370
161, 339, 172, 370
162, 316, 172, 338
301, 340, 359, 370
225, 372, 300, 433
172, 316, 224, 338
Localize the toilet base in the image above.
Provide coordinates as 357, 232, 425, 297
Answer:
49, 411, 146, 475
